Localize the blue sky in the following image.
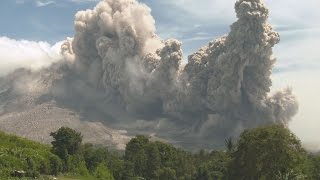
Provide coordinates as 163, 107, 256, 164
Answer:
0, 0, 319, 150
0, 0, 97, 42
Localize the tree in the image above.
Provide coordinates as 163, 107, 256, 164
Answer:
228, 125, 308, 180
50, 127, 83, 160
146, 144, 161, 179
156, 167, 177, 180
193, 150, 230, 180
48, 155, 62, 176
124, 135, 149, 177
309, 154, 320, 179
82, 143, 110, 172
225, 137, 234, 153
93, 163, 114, 180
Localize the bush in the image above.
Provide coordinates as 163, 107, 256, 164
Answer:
94, 163, 114, 180
49, 154, 62, 175
0, 168, 11, 178
0, 131, 63, 178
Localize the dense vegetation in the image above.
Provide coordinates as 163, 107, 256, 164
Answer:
0, 131, 61, 178
1, 125, 320, 179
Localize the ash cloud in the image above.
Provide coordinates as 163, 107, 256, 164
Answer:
2, 0, 299, 149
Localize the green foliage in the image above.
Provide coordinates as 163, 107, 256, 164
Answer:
0, 129, 115, 179
225, 137, 234, 153
93, 163, 114, 180
82, 143, 103, 172
156, 167, 177, 180
193, 150, 231, 180
49, 154, 63, 175
308, 154, 320, 179
50, 127, 83, 160
1, 125, 319, 180
228, 125, 308, 180
66, 155, 89, 176
146, 144, 161, 179
81, 143, 129, 179
124, 135, 196, 179
0, 131, 62, 178
124, 135, 149, 177
275, 169, 306, 180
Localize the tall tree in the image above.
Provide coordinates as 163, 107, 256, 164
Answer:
124, 135, 149, 177
228, 125, 308, 180
50, 127, 83, 160
146, 144, 161, 179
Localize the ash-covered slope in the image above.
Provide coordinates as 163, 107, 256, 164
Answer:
0, 67, 130, 150
0, 0, 298, 150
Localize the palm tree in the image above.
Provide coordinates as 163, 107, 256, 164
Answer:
224, 137, 234, 153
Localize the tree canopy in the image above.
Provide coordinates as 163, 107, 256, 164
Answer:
1, 125, 319, 179
50, 127, 83, 160
228, 125, 308, 180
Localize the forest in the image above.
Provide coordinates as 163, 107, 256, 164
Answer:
0, 125, 320, 180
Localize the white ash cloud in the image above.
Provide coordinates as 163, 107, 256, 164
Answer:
56, 0, 299, 148
1, 0, 299, 149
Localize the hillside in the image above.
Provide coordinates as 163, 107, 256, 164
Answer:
0, 68, 130, 150
0, 130, 115, 179
0, 130, 60, 178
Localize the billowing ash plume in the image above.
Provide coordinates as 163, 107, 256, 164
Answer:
58, 0, 299, 148
3, 0, 298, 149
